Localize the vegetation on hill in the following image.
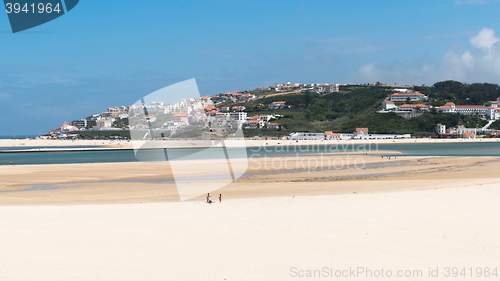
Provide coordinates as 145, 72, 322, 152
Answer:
241, 81, 495, 137
72, 80, 499, 139
415, 80, 500, 106
489, 120, 500, 130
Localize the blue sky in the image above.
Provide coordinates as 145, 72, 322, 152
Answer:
2, 0, 500, 135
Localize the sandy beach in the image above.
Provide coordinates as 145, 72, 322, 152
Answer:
1, 182, 500, 280
1, 153, 500, 280
2, 137, 500, 150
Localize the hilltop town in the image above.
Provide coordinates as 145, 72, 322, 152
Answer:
43, 80, 500, 140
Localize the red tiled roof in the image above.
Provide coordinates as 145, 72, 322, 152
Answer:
455, 105, 487, 108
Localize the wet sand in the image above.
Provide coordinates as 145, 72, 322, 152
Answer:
0, 155, 498, 204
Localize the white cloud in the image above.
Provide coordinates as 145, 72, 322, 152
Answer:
350, 27, 500, 85
0, 93, 10, 98
469, 28, 500, 50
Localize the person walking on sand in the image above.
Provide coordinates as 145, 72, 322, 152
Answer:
219, 194, 222, 203
207, 193, 210, 203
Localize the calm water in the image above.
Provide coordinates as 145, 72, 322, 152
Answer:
0, 135, 38, 139
1, 142, 500, 165
0, 146, 102, 151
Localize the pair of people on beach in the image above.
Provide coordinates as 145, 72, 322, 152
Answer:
206, 193, 221, 204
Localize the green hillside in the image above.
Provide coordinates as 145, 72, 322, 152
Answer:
239, 81, 493, 137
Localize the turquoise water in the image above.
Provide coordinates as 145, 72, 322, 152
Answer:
0, 135, 38, 139
1, 142, 500, 165
0, 146, 102, 151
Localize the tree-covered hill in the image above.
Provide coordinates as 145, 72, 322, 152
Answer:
241, 81, 492, 137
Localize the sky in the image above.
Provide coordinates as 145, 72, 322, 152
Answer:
2, 0, 500, 135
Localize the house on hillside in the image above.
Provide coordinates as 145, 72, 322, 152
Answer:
248, 120, 264, 129
463, 132, 475, 139
173, 112, 189, 123
436, 124, 446, 134
229, 112, 247, 122
487, 106, 500, 120
396, 104, 429, 112
232, 106, 246, 112
142, 115, 157, 123
97, 119, 112, 128
269, 101, 287, 109
389, 92, 427, 102
325, 131, 342, 140
241, 93, 256, 100
354, 128, 368, 138
437, 102, 488, 115
61, 122, 79, 132
381, 100, 397, 110
266, 123, 281, 130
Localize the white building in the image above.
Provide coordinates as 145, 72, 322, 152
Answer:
325, 131, 343, 140
229, 112, 247, 122
72, 119, 87, 129
397, 104, 429, 112
266, 123, 281, 130
142, 115, 157, 123
489, 101, 500, 108
354, 128, 369, 138
389, 92, 428, 102
436, 123, 446, 134
381, 100, 397, 110
162, 121, 187, 130
487, 106, 500, 120
97, 119, 112, 128
248, 120, 264, 129
60, 122, 79, 132
437, 102, 488, 115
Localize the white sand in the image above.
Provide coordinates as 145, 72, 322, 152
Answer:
2, 137, 500, 149
1, 182, 499, 280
